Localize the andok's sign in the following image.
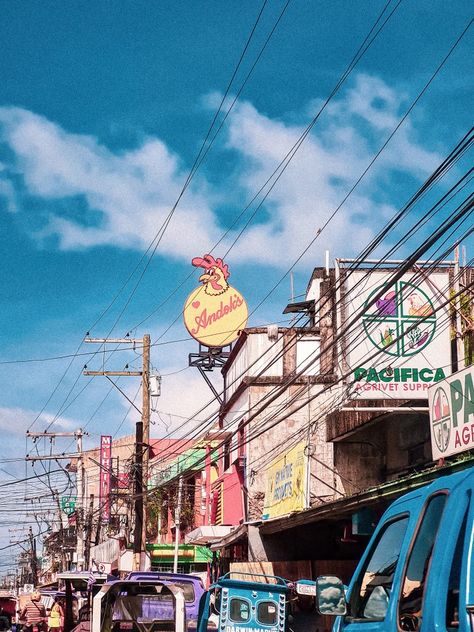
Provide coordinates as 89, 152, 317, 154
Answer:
342, 269, 451, 400
429, 365, 474, 460
183, 254, 248, 348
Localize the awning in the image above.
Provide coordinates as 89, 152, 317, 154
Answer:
209, 523, 248, 551
37, 581, 58, 590
184, 525, 234, 546
90, 538, 121, 569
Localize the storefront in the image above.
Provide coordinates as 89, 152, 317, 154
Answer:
146, 543, 213, 574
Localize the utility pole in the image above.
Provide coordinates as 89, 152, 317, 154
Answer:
84, 495, 95, 569
28, 527, 38, 587
173, 477, 183, 574
141, 334, 151, 570
25, 429, 85, 572
454, 245, 465, 369
76, 430, 85, 570
84, 335, 151, 570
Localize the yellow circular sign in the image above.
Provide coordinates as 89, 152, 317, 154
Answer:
183, 254, 248, 348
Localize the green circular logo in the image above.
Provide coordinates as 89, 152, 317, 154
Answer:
362, 281, 436, 358
431, 386, 451, 453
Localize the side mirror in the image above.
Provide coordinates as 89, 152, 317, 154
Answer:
316, 575, 347, 616
466, 605, 474, 631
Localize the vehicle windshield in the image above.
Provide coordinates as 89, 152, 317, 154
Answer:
113, 593, 175, 622
103, 587, 179, 632
167, 582, 194, 603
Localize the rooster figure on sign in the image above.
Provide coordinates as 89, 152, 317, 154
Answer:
192, 254, 230, 296
183, 253, 248, 348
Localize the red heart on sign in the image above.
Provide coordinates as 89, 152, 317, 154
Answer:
192, 301, 200, 308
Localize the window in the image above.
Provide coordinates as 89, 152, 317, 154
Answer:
350, 515, 409, 621
229, 598, 250, 623
223, 440, 231, 471
257, 601, 278, 625
238, 422, 246, 458
168, 581, 195, 603
398, 493, 447, 631
446, 504, 468, 630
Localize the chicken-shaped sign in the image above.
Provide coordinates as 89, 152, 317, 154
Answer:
183, 254, 248, 348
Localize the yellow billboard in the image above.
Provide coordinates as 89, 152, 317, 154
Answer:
262, 442, 308, 520
183, 254, 248, 348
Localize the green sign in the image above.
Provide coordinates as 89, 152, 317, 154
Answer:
61, 496, 77, 515
147, 543, 213, 563
152, 447, 217, 487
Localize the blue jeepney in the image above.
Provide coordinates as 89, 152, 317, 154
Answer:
197, 573, 291, 632
315, 465, 474, 631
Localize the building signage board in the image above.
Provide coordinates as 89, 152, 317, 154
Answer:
183, 254, 248, 348
262, 442, 308, 520
341, 269, 452, 400
99, 435, 112, 523
429, 365, 474, 460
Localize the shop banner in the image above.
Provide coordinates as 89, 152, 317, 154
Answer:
262, 442, 308, 520
429, 365, 474, 459
100, 435, 112, 523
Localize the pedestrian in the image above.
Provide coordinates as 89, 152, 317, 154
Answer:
19, 592, 46, 632
0, 607, 10, 631
47, 597, 63, 632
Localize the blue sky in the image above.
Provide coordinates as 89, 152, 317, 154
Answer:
0, 0, 472, 568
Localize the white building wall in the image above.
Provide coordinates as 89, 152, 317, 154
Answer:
225, 333, 284, 401
296, 337, 320, 375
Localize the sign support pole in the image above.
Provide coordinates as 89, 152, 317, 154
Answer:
84, 335, 151, 571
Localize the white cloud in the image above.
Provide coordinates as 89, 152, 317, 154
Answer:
152, 366, 220, 437
0, 405, 79, 436
110, 336, 221, 438
0, 175, 17, 213
0, 106, 220, 257
216, 74, 441, 264
0, 74, 441, 266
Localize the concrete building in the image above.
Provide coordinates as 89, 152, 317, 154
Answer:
208, 259, 474, 590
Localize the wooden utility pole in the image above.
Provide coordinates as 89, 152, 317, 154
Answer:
26, 429, 85, 572
141, 334, 151, 571
84, 335, 151, 571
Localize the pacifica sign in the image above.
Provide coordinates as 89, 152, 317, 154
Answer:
343, 271, 451, 400
183, 254, 248, 348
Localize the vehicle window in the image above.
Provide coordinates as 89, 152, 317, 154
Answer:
229, 598, 250, 623
112, 594, 175, 622
350, 515, 409, 621
257, 601, 278, 625
169, 581, 195, 602
399, 493, 447, 631
446, 505, 468, 631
